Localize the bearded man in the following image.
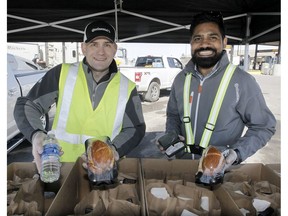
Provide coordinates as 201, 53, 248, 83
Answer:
158, 11, 276, 171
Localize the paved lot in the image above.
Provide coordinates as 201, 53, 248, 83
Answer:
243, 74, 281, 164
7, 73, 281, 165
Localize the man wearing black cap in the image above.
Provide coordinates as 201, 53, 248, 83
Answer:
14, 20, 146, 172
158, 11, 276, 171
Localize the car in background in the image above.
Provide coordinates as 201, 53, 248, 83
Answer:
119, 56, 183, 102
7, 53, 53, 152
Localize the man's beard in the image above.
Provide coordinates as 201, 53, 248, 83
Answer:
192, 48, 223, 68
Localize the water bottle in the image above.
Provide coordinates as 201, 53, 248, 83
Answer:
40, 131, 61, 183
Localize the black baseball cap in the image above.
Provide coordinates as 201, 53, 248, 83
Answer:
83, 20, 115, 43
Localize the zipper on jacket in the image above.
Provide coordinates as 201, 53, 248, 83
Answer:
189, 91, 194, 116
193, 80, 204, 138
92, 77, 113, 110
192, 67, 218, 140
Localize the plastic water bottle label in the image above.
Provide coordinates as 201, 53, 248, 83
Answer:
42, 143, 60, 155
41, 142, 61, 183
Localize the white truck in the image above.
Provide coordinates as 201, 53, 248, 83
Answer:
119, 56, 183, 102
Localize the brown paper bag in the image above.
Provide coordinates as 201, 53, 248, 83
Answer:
7, 174, 44, 216
74, 183, 141, 215
74, 190, 106, 215
223, 171, 252, 183
173, 184, 201, 209
253, 181, 280, 194
108, 184, 139, 204
222, 182, 254, 196
146, 182, 174, 216
224, 188, 256, 215
106, 199, 141, 216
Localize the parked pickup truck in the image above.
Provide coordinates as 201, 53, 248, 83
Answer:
7, 53, 53, 152
119, 56, 183, 102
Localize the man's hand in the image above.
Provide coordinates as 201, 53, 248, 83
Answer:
32, 131, 47, 173
81, 152, 88, 169
111, 145, 119, 161
155, 132, 166, 153
32, 131, 63, 173
155, 132, 185, 153
222, 149, 238, 171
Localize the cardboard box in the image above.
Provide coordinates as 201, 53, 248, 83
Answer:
9, 159, 280, 215
214, 163, 281, 216
140, 159, 281, 216
46, 157, 145, 216
7, 162, 73, 214
140, 158, 222, 216
265, 163, 281, 177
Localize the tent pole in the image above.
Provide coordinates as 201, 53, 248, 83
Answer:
114, 0, 120, 42
253, 44, 258, 70
244, 15, 251, 72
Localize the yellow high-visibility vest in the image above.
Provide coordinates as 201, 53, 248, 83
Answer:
183, 64, 237, 152
52, 62, 135, 162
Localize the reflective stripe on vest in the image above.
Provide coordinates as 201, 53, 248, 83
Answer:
52, 63, 133, 160
54, 63, 79, 144
111, 74, 129, 140
183, 64, 237, 152
183, 72, 194, 146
